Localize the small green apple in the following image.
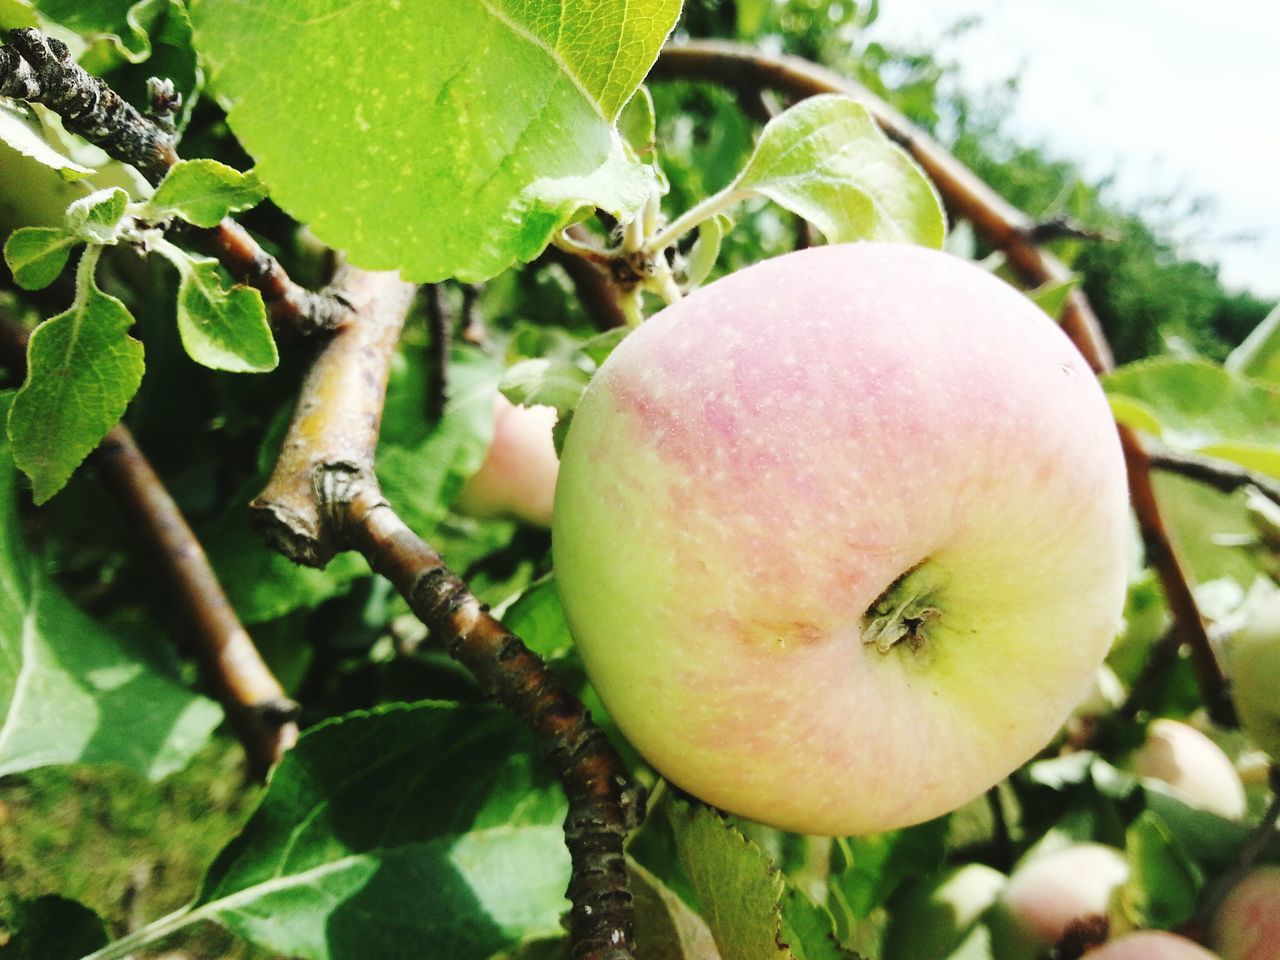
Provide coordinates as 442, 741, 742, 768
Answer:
882, 863, 1007, 960
1087, 932, 1221, 960
989, 843, 1129, 959
553, 243, 1130, 836
455, 394, 559, 527
1227, 592, 1280, 761
1133, 719, 1246, 820
1211, 866, 1280, 960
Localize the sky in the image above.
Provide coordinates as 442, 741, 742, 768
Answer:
866, 0, 1279, 298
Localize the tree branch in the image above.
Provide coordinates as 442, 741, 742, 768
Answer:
653, 39, 1235, 726
0, 317, 297, 780
0, 28, 348, 337
251, 265, 643, 960
1149, 450, 1280, 509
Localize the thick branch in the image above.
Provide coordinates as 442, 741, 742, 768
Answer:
0, 28, 348, 336
0, 318, 297, 779
252, 266, 642, 960
653, 39, 1234, 726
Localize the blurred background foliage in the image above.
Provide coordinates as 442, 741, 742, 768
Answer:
1, 0, 1275, 956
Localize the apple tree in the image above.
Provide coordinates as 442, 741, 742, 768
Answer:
0, 2, 1277, 959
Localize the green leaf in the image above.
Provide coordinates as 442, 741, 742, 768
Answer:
683, 215, 729, 291
1104, 358, 1280, 479
501, 576, 573, 662
64, 187, 130, 243
176, 702, 571, 959
0, 895, 107, 960
619, 85, 658, 160
156, 241, 277, 372
1118, 811, 1202, 930
190, 0, 680, 282
630, 858, 723, 960
7, 250, 144, 504
1226, 302, 1280, 384
0, 392, 221, 778
500, 358, 591, 415
146, 159, 267, 227
734, 95, 945, 248
667, 798, 850, 959
0, 0, 39, 29
3, 226, 78, 290
31, 0, 165, 60
0, 100, 93, 178
1028, 275, 1080, 320
828, 816, 950, 918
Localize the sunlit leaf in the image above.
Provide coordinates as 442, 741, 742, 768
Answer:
146, 158, 266, 227
3, 225, 77, 289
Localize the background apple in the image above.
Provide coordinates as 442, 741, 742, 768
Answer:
881, 863, 1007, 960
1086, 931, 1221, 960
1210, 865, 1280, 960
455, 393, 559, 527
1133, 719, 1246, 819
1226, 591, 1280, 761
553, 242, 1130, 835
988, 843, 1129, 958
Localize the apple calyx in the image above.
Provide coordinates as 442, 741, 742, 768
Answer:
862, 564, 943, 655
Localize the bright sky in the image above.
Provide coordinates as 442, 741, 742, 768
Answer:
867, 0, 1279, 298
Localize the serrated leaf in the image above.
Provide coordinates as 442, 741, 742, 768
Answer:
0, 895, 107, 960
500, 358, 591, 416
1226, 302, 1280, 384
734, 95, 945, 248
1028, 275, 1080, 320
667, 798, 850, 960
7, 253, 144, 503
158, 243, 277, 372
147, 158, 266, 227
0, 100, 93, 178
190, 0, 680, 282
173, 702, 571, 960
630, 857, 723, 960
1119, 811, 1202, 930
64, 186, 130, 243
3, 226, 77, 289
0, 392, 221, 778
1104, 358, 1280, 479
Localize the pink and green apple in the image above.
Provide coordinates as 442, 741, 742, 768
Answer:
456, 394, 559, 527
1133, 719, 1246, 820
1211, 866, 1280, 960
1087, 932, 1221, 960
553, 243, 1130, 836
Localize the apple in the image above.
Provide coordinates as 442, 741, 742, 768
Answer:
989, 843, 1129, 958
1226, 591, 1280, 761
1210, 866, 1280, 960
455, 393, 559, 527
1133, 719, 1246, 820
1086, 932, 1221, 960
882, 863, 1007, 960
553, 242, 1130, 836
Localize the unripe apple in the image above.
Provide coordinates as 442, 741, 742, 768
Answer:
553, 242, 1129, 836
882, 863, 1007, 960
989, 843, 1129, 958
1210, 866, 1280, 960
1226, 591, 1280, 761
1133, 719, 1246, 820
455, 394, 559, 527
1086, 932, 1221, 960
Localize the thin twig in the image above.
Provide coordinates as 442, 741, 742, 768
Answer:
251, 265, 642, 960
653, 39, 1234, 726
543, 245, 628, 331
424, 284, 451, 422
1150, 450, 1280, 509
0, 317, 297, 779
0, 28, 348, 337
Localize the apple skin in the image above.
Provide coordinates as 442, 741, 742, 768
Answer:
1227, 591, 1280, 760
989, 843, 1129, 958
455, 394, 559, 527
882, 863, 1007, 960
1134, 719, 1246, 820
1086, 932, 1221, 960
553, 242, 1130, 836
1211, 866, 1280, 960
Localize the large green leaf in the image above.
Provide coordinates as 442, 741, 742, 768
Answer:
129, 702, 570, 960
190, 0, 680, 282
32, 0, 166, 60
0, 393, 221, 779
1105, 357, 1280, 478
733, 95, 945, 248
6, 249, 144, 504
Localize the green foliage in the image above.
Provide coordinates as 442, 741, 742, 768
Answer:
0, 895, 107, 960
146, 159, 267, 228
190, 0, 680, 282
3, 226, 76, 289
